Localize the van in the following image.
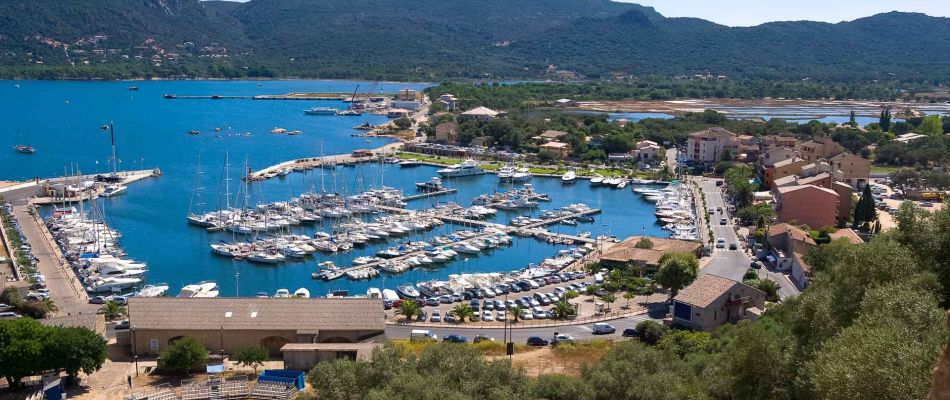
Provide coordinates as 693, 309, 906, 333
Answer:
594, 273, 604, 284
410, 329, 438, 342
592, 322, 616, 335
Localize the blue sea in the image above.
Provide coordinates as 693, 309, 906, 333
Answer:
1, 80, 667, 297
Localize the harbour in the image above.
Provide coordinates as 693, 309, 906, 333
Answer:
0, 79, 683, 301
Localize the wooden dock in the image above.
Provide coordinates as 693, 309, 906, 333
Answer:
404, 189, 458, 201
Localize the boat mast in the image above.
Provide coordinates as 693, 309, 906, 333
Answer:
100, 122, 118, 178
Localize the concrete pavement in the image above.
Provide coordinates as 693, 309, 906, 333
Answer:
12, 205, 98, 315
695, 178, 800, 299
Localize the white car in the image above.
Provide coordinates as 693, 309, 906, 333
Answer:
715, 238, 726, 248
496, 311, 506, 321
482, 310, 495, 322
553, 333, 575, 344
430, 310, 441, 323
519, 310, 534, 320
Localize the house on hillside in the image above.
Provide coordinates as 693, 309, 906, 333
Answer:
534, 129, 570, 143
797, 137, 844, 163
437, 94, 459, 111
434, 122, 459, 144
686, 127, 739, 164
599, 236, 703, 271
671, 275, 767, 331
459, 106, 502, 121
828, 152, 871, 189
767, 224, 817, 288
539, 141, 571, 159
773, 185, 839, 229
764, 157, 807, 188
633, 140, 663, 164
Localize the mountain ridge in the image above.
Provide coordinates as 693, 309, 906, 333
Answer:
0, 0, 947, 81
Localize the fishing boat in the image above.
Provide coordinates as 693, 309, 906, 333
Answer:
304, 106, 339, 115
415, 177, 445, 192
561, 168, 576, 183
437, 159, 485, 177
13, 144, 35, 154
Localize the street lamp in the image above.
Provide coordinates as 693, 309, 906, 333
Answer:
99, 122, 117, 178
235, 272, 240, 297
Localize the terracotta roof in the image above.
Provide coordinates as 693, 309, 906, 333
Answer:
773, 157, 804, 168
773, 175, 799, 187
600, 236, 702, 265
540, 141, 570, 149
674, 274, 738, 308
460, 106, 499, 116
829, 228, 864, 244
797, 172, 831, 186
776, 184, 837, 197
127, 297, 384, 331
767, 223, 816, 246
689, 127, 736, 139
539, 130, 569, 139
828, 152, 863, 161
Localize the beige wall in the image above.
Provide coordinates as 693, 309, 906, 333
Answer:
673, 285, 767, 331
126, 328, 383, 356
778, 189, 839, 229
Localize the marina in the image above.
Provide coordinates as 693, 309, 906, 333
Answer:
1, 79, 682, 300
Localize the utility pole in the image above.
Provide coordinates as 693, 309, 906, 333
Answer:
100, 122, 117, 178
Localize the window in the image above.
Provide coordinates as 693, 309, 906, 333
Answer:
150, 339, 159, 351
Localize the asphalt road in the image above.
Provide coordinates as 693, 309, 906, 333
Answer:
385, 309, 664, 342
696, 178, 799, 299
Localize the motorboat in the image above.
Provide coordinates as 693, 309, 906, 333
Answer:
304, 106, 339, 115
561, 168, 576, 183
497, 163, 516, 181
87, 277, 141, 293
415, 177, 445, 192
136, 283, 169, 297
336, 109, 362, 116
274, 288, 292, 298
397, 283, 420, 298
511, 167, 533, 182
101, 184, 127, 197
177, 281, 219, 298
437, 160, 485, 177
589, 174, 604, 185
13, 145, 35, 154
248, 251, 286, 264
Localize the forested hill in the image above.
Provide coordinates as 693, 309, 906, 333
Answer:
0, 0, 948, 82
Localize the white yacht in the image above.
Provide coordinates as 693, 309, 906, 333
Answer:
101, 184, 127, 197
177, 281, 220, 298
437, 160, 485, 177
136, 283, 169, 297
497, 163, 516, 181
589, 174, 604, 185
511, 167, 532, 182
561, 168, 576, 183
87, 277, 141, 293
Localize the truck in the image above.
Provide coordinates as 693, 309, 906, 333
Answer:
410, 329, 438, 342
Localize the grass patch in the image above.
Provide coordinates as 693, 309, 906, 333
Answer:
396, 152, 461, 165
390, 339, 537, 357
549, 340, 615, 365
871, 165, 900, 174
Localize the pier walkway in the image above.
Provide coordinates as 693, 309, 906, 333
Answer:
12, 205, 98, 315
245, 143, 403, 181
403, 189, 458, 201
0, 169, 161, 206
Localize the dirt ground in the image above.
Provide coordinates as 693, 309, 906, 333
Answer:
501, 341, 615, 377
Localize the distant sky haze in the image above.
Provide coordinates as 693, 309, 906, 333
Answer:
616, 0, 950, 26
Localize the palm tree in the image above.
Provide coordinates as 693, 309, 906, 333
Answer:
395, 300, 422, 322
551, 300, 575, 320
510, 305, 523, 323
102, 300, 126, 320
450, 303, 475, 324
41, 298, 58, 314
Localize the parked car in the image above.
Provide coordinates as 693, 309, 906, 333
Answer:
622, 328, 639, 337
89, 296, 108, 304
729, 243, 737, 250
0, 312, 21, 320
444, 313, 457, 323
495, 300, 506, 310
114, 319, 130, 330
473, 335, 495, 343
443, 334, 467, 343
526, 336, 549, 346
430, 310, 442, 323
592, 322, 616, 335
716, 238, 726, 248
484, 301, 495, 311
552, 333, 576, 344
482, 310, 495, 322
425, 297, 440, 306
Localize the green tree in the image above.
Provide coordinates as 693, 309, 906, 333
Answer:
449, 303, 475, 323
395, 300, 422, 322
583, 341, 704, 399
919, 114, 944, 135
234, 346, 269, 374
531, 374, 593, 400
159, 337, 208, 375
879, 107, 892, 132
393, 117, 412, 129
702, 319, 796, 400
656, 330, 711, 357
634, 237, 654, 249
848, 110, 857, 127
510, 305, 524, 323
46, 327, 107, 384
598, 293, 616, 312
655, 252, 699, 299
852, 183, 878, 231
0, 318, 47, 389
102, 300, 126, 320
635, 320, 669, 345
623, 291, 635, 309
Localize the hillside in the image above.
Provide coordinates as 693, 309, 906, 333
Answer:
0, 0, 948, 82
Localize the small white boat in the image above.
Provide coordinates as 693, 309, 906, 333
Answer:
101, 184, 127, 197
293, 288, 311, 298
561, 168, 576, 183
177, 281, 219, 298
274, 288, 292, 298
136, 283, 169, 297
590, 174, 604, 185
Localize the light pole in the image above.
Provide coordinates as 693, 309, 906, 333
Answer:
99, 122, 117, 178
235, 272, 240, 297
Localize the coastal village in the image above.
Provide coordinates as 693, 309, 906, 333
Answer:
1, 83, 949, 399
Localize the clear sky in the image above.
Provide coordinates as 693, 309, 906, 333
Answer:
618, 0, 950, 26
